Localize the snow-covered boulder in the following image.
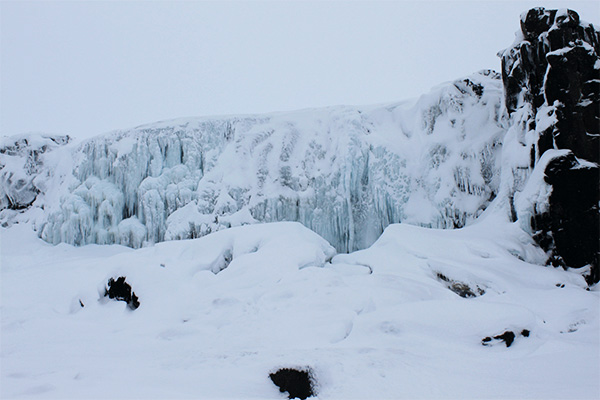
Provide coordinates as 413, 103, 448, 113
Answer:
269, 368, 315, 400
0, 134, 70, 212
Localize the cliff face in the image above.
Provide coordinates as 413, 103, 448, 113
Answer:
1, 71, 505, 253
500, 8, 599, 283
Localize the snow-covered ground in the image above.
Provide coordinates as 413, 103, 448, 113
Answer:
2, 210, 598, 399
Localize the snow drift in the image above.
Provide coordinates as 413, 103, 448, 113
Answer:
1, 216, 597, 399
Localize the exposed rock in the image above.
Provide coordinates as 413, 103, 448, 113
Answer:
522, 150, 599, 284
500, 8, 600, 283
520, 8, 556, 41
104, 276, 140, 310
482, 329, 532, 347
543, 153, 599, 282
435, 272, 485, 298
269, 368, 315, 400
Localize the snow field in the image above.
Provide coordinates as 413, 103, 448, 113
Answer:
1, 217, 598, 399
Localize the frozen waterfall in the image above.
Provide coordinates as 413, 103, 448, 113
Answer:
2, 70, 507, 252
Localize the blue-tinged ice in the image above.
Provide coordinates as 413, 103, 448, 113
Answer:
1, 71, 508, 252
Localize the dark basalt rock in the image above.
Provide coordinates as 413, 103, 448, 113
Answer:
482, 330, 531, 348
544, 155, 599, 284
495, 331, 515, 347
0, 135, 71, 212
520, 8, 556, 41
483, 331, 515, 347
105, 276, 140, 310
528, 152, 600, 284
269, 368, 315, 400
500, 8, 600, 283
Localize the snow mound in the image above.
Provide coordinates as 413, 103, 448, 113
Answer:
1, 216, 597, 399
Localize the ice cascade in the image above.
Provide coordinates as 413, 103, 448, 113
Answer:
1, 71, 506, 252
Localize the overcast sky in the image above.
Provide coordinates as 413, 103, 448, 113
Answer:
1, 1, 598, 140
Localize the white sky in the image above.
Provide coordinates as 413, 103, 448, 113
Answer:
1, 1, 599, 140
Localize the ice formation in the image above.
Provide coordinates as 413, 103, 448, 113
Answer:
0, 134, 70, 211
0, 71, 506, 252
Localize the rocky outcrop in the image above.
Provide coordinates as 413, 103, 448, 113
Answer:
500, 8, 599, 283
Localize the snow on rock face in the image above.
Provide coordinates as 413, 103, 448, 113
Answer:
499, 7, 599, 163
3, 70, 505, 252
0, 134, 70, 215
517, 150, 600, 281
499, 7, 600, 282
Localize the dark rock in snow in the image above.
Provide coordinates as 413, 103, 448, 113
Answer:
269, 368, 315, 400
500, 7, 600, 283
482, 330, 530, 348
105, 276, 140, 310
494, 331, 515, 347
436, 272, 485, 298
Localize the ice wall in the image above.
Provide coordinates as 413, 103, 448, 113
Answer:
2, 71, 507, 252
